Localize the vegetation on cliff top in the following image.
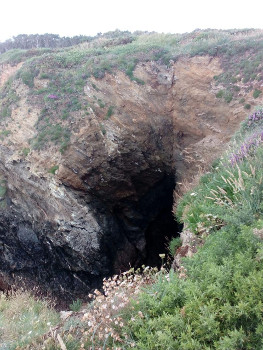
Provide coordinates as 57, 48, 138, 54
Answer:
1, 28, 263, 153
2, 107, 263, 349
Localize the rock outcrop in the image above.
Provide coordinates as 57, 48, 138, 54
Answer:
0, 55, 261, 300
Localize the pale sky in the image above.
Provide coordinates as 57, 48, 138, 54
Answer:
0, 0, 263, 42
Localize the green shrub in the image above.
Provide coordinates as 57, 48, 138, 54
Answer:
39, 72, 50, 79
216, 90, 224, 98
244, 103, 251, 109
168, 237, 181, 256
22, 147, 30, 156
70, 97, 82, 111
48, 165, 59, 174
91, 83, 98, 90
100, 123, 106, 135
0, 106, 12, 118
232, 85, 240, 92
125, 62, 145, 85
106, 105, 114, 118
69, 299, 82, 312
0, 48, 51, 65
0, 129, 11, 139
98, 99, 105, 108
59, 140, 70, 153
176, 108, 263, 236
215, 89, 233, 103
61, 110, 70, 120
224, 91, 233, 103
19, 69, 36, 88
253, 88, 262, 99
121, 223, 263, 349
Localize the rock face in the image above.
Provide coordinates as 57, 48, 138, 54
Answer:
0, 56, 261, 300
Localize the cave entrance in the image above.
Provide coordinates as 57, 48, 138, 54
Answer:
112, 172, 182, 272
144, 179, 182, 267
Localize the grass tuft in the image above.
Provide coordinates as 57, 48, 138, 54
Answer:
0, 290, 59, 349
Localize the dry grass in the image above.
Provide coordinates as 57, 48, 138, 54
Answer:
81, 267, 159, 348
0, 290, 59, 349
23, 266, 161, 350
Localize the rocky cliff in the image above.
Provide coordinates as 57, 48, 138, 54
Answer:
0, 30, 263, 301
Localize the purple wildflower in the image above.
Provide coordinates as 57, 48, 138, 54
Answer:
48, 94, 59, 99
229, 129, 263, 166
247, 109, 263, 126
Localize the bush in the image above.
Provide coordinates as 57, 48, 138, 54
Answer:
22, 147, 30, 156
253, 88, 262, 99
121, 223, 263, 349
106, 105, 114, 118
48, 165, 59, 174
224, 90, 233, 103
215, 90, 233, 103
69, 299, 82, 312
0, 106, 12, 118
39, 72, 50, 79
19, 69, 36, 88
244, 103, 251, 109
100, 123, 106, 135
98, 99, 105, 108
168, 237, 181, 256
216, 90, 224, 98
125, 62, 145, 85
0, 129, 11, 139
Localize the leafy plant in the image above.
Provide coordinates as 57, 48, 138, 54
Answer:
216, 90, 224, 98
0, 129, 11, 139
224, 90, 233, 103
125, 62, 145, 84
215, 89, 233, 103
100, 123, 106, 135
120, 219, 263, 349
168, 237, 181, 256
0, 106, 12, 118
22, 147, 30, 156
106, 105, 114, 118
98, 99, 105, 108
48, 165, 59, 174
19, 69, 37, 88
253, 88, 262, 98
69, 299, 82, 312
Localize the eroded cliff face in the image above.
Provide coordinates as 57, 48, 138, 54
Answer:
0, 56, 260, 299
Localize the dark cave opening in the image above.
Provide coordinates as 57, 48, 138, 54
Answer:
144, 180, 182, 268
113, 172, 182, 271
145, 207, 181, 267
